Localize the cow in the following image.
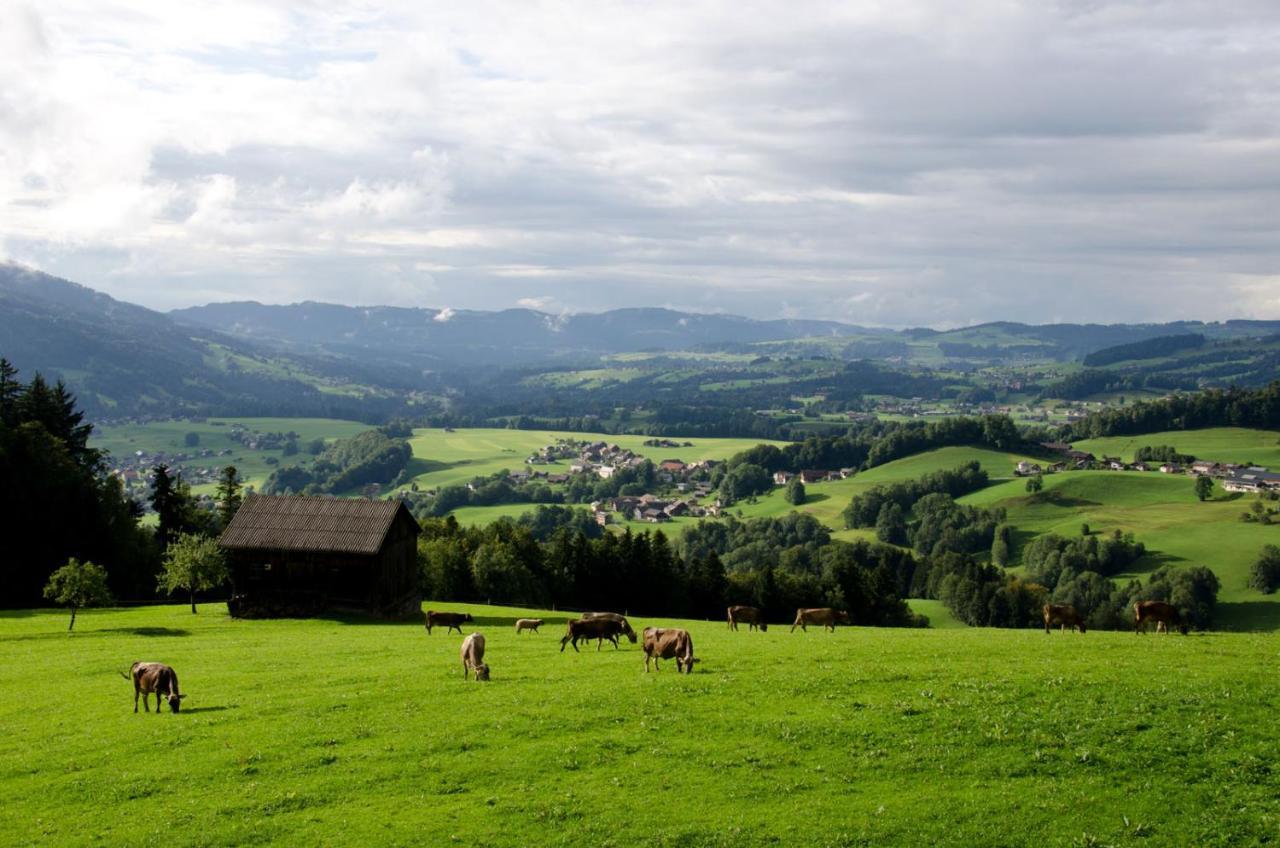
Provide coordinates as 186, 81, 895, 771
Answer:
642, 627, 697, 673
121, 661, 185, 714
1043, 603, 1086, 634
460, 632, 490, 680
577, 612, 638, 649
514, 618, 544, 634
791, 608, 851, 632
1134, 600, 1188, 635
425, 610, 473, 635
560, 617, 637, 652
727, 605, 767, 632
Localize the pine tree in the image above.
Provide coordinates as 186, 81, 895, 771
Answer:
215, 466, 243, 530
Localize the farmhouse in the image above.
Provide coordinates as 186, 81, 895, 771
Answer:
774, 470, 794, 485
220, 495, 422, 619
1222, 467, 1280, 493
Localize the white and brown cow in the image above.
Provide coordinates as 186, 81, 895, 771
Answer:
514, 618, 544, 634
460, 632, 490, 681
642, 627, 697, 673
790, 608, 851, 632
123, 661, 185, 713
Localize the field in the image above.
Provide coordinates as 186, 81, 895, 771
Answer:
1074, 427, 1280, 469
402, 429, 788, 492
91, 417, 374, 494
961, 470, 1280, 629
2, 603, 1277, 846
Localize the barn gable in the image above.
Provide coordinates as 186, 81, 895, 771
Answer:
220, 495, 421, 619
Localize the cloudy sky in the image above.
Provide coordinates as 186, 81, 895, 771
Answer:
2, 1, 1279, 326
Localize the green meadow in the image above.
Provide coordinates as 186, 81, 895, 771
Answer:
1074, 427, 1280, 468
1, 603, 1276, 847
91, 417, 374, 493
402, 428, 788, 491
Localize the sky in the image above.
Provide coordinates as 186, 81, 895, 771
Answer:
2, 1, 1279, 327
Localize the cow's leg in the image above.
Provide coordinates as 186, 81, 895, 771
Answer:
463, 661, 469, 679
426, 622, 433, 634
611, 635, 620, 650
571, 635, 581, 652
644, 653, 651, 672
154, 692, 162, 714
134, 686, 140, 713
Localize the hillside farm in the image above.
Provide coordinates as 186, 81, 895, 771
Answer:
1, 603, 1276, 846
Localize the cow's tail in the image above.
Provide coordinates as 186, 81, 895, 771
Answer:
118, 668, 131, 681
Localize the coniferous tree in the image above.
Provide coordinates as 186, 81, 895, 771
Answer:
215, 466, 243, 530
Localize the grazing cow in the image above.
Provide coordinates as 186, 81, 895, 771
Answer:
791, 608, 851, 632
514, 618, 544, 634
122, 661, 185, 714
727, 605, 767, 632
425, 610, 473, 635
460, 633, 490, 680
578, 612, 638, 648
560, 617, 637, 652
1134, 600, 1188, 635
642, 627, 697, 673
1043, 603, 1087, 634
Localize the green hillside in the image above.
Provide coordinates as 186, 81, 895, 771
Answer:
1074, 427, 1280, 468
2, 603, 1275, 846
403, 428, 788, 491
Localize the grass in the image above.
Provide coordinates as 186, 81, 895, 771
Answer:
91, 417, 373, 494
1, 602, 1276, 846
403, 429, 787, 492
1074, 427, 1280, 468
961, 470, 1280, 629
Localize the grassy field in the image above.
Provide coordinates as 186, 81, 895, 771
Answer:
91, 417, 373, 494
1074, 427, 1280, 468
403, 429, 788, 491
2, 603, 1277, 846
961, 471, 1280, 629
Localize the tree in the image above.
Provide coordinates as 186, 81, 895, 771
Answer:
1249, 545, 1280, 594
215, 466, 243, 530
43, 558, 113, 631
1195, 475, 1214, 502
157, 533, 228, 613
1080, 523, 1091, 536
785, 477, 807, 506
184, 432, 200, 447
875, 502, 907, 546
1025, 474, 1043, 493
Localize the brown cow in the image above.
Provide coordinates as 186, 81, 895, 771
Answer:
1043, 603, 1086, 634
122, 661, 185, 714
727, 605, 767, 632
514, 618, 543, 634
579, 612, 638, 648
460, 632, 490, 681
425, 610, 473, 635
791, 608, 851, 632
560, 617, 637, 652
1134, 600, 1188, 635
642, 627, 697, 673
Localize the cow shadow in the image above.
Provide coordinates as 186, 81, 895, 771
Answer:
103, 627, 193, 637
181, 705, 235, 715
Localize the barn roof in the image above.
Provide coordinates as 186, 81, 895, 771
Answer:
219, 495, 419, 555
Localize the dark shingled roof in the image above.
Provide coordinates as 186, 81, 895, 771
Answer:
219, 495, 417, 555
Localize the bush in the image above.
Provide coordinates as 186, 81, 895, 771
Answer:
1248, 545, 1280, 594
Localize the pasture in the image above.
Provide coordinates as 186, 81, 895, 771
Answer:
1, 603, 1277, 847
402, 428, 788, 492
1074, 427, 1280, 469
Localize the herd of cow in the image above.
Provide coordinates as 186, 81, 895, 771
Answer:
121, 600, 1192, 712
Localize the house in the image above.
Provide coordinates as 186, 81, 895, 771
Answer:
839, 468, 856, 479
799, 470, 830, 484
1132, 462, 1150, 472
664, 501, 690, 517
773, 471, 795, 485
1108, 460, 1127, 471
219, 495, 421, 619
1015, 461, 1041, 476
1223, 467, 1280, 493
634, 507, 670, 523
659, 460, 687, 474
593, 511, 610, 527
596, 466, 617, 479
1189, 461, 1219, 477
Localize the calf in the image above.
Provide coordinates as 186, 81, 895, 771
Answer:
791, 608, 851, 632
1134, 600, 1188, 635
642, 627, 697, 673
514, 618, 544, 634
1043, 603, 1086, 634
425, 610, 473, 635
460, 633, 490, 680
560, 617, 636, 652
727, 605, 767, 632
122, 661, 184, 714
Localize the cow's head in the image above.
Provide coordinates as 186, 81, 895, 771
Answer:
464, 613, 474, 622
474, 663, 490, 681
1178, 621, 1190, 635
168, 693, 186, 713
1077, 621, 1087, 634
758, 622, 768, 632
837, 611, 852, 624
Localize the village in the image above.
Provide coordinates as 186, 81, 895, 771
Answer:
1015, 442, 1280, 493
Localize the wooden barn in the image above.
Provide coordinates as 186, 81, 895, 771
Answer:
219, 494, 421, 618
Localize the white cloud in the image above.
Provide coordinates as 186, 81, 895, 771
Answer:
1, 1, 1279, 322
